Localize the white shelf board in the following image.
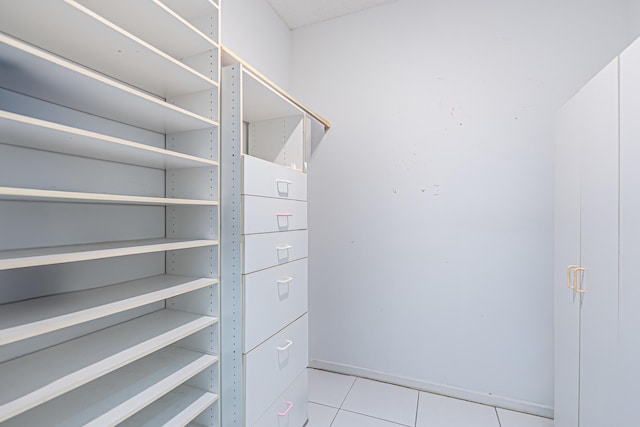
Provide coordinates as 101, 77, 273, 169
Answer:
0, 1, 215, 98
119, 384, 218, 427
3, 347, 218, 427
0, 309, 217, 422
0, 110, 217, 169
161, 0, 220, 20
76, 0, 218, 58
0, 275, 217, 346
0, 33, 216, 134
242, 67, 303, 122
0, 187, 218, 206
0, 310, 217, 422
0, 238, 217, 271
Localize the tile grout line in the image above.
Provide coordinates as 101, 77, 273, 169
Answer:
339, 376, 358, 408
338, 408, 412, 426
309, 401, 339, 409
338, 376, 416, 427
414, 391, 420, 427
328, 403, 340, 427
326, 371, 357, 427
495, 407, 502, 427
307, 401, 340, 427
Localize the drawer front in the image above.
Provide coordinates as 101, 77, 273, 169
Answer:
245, 314, 308, 427
243, 230, 307, 274
244, 258, 308, 352
253, 369, 308, 427
242, 155, 307, 201
243, 196, 307, 235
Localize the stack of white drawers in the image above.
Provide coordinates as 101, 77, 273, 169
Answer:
241, 154, 309, 427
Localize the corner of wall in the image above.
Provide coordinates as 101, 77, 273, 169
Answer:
220, 0, 292, 91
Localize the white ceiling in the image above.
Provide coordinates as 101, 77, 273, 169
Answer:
265, 0, 399, 29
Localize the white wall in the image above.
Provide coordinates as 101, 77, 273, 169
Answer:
291, 0, 636, 416
221, 0, 292, 89
630, 1, 640, 36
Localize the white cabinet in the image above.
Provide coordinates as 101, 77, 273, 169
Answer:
0, 1, 220, 425
554, 75, 583, 427
555, 41, 640, 427
575, 60, 619, 427
616, 36, 640, 427
554, 57, 619, 427
220, 54, 328, 426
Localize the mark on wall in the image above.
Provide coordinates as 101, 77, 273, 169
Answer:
391, 186, 441, 195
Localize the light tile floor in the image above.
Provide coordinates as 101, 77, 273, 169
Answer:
307, 368, 554, 427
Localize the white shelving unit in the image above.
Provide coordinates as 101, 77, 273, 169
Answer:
0, 0, 221, 425
220, 50, 329, 426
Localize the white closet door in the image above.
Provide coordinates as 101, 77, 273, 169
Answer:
617, 37, 640, 427
578, 58, 619, 427
554, 79, 583, 427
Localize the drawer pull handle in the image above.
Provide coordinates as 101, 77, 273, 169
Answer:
276, 179, 293, 196
277, 340, 294, 351
278, 401, 294, 417
276, 213, 293, 217
276, 245, 293, 251
277, 276, 294, 284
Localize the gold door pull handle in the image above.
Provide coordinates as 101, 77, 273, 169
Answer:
574, 267, 586, 293
567, 265, 579, 289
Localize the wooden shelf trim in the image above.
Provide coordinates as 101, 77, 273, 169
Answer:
221, 46, 330, 131
75, 0, 219, 57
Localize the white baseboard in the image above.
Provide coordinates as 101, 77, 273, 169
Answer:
308, 359, 554, 420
